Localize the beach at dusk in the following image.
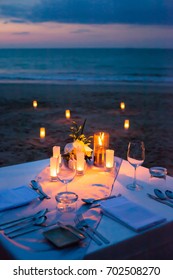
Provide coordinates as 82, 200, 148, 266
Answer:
0, 81, 173, 175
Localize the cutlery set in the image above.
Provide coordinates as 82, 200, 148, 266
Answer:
0, 208, 49, 238
30, 180, 51, 200
147, 188, 173, 208
74, 213, 110, 246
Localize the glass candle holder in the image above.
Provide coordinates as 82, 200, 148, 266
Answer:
33, 100, 38, 109
106, 149, 114, 171
76, 151, 85, 175
120, 102, 125, 111
94, 132, 109, 167
65, 109, 71, 119
124, 119, 130, 130
50, 157, 58, 181
40, 127, 46, 142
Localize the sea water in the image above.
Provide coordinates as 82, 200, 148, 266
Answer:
0, 48, 173, 84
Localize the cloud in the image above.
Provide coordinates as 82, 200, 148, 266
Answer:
71, 29, 91, 34
0, 0, 173, 25
4, 19, 28, 24
11, 32, 30, 35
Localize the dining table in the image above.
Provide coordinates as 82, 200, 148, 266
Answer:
1, 156, 173, 260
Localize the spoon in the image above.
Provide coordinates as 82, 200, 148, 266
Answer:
30, 180, 51, 199
154, 189, 173, 204
5, 216, 47, 235
82, 195, 117, 204
165, 190, 173, 199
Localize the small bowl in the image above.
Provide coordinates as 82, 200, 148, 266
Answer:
149, 167, 167, 178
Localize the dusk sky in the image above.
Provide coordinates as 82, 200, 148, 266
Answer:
0, 0, 173, 48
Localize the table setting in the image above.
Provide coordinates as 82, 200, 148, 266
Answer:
1, 121, 173, 260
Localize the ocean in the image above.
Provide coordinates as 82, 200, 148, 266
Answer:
0, 48, 173, 84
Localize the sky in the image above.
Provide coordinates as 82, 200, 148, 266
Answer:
0, 0, 173, 48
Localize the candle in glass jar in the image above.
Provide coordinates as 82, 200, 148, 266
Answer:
124, 119, 130, 130
120, 102, 125, 111
33, 100, 38, 109
76, 151, 85, 175
106, 149, 114, 170
40, 127, 46, 142
65, 109, 71, 119
53, 146, 60, 158
50, 157, 58, 181
53, 146, 61, 171
94, 132, 109, 167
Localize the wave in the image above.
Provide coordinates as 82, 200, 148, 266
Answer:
0, 73, 173, 84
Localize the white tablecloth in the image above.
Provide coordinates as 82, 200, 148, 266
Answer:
0, 158, 173, 260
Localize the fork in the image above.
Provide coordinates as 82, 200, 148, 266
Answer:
75, 213, 110, 245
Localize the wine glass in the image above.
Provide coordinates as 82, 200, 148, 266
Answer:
55, 159, 78, 211
127, 140, 145, 191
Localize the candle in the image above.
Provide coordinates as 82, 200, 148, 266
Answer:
53, 146, 60, 158
94, 132, 109, 167
120, 102, 125, 111
106, 149, 114, 170
40, 127, 46, 142
50, 157, 58, 181
76, 151, 85, 175
53, 146, 61, 172
124, 119, 130, 130
33, 100, 38, 109
65, 109, 71, 119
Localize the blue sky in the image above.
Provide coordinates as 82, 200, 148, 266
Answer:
0, 0, 173, 48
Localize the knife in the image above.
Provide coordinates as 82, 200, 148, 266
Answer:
7, 225, 43, 238
7, 221, 58, 239
147, 193, 173, 208
57, 222, 85, 240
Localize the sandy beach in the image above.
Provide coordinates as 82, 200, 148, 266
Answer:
0, 82, 173, 176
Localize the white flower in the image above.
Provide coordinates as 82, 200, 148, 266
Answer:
64, 139, 92, 158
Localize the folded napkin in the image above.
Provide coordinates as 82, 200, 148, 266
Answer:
100, 196, 166, 232
0, 186, 39, 212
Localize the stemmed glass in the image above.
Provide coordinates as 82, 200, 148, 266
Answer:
55, 159, 78, 210
127, 140, 145, 191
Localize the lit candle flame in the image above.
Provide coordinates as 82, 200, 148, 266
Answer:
98, 132, 104, 146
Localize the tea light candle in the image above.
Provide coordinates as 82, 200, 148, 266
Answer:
106, 149, 114, 170
120, 102, 125, 111
33, 100, 38, 109
65, 109, 71, 119
40, 127, 46, 142
50, 157, 58, 181
124, 119, 130, 130
94, 132, 109, 167
76, 151, 85, 175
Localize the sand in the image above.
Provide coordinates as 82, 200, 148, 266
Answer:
0, 82, 173, 176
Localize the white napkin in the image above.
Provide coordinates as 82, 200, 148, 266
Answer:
100, 196, 166, 232
0, 186, 39, 212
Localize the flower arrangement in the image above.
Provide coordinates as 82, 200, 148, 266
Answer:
63, 119, 93, 162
